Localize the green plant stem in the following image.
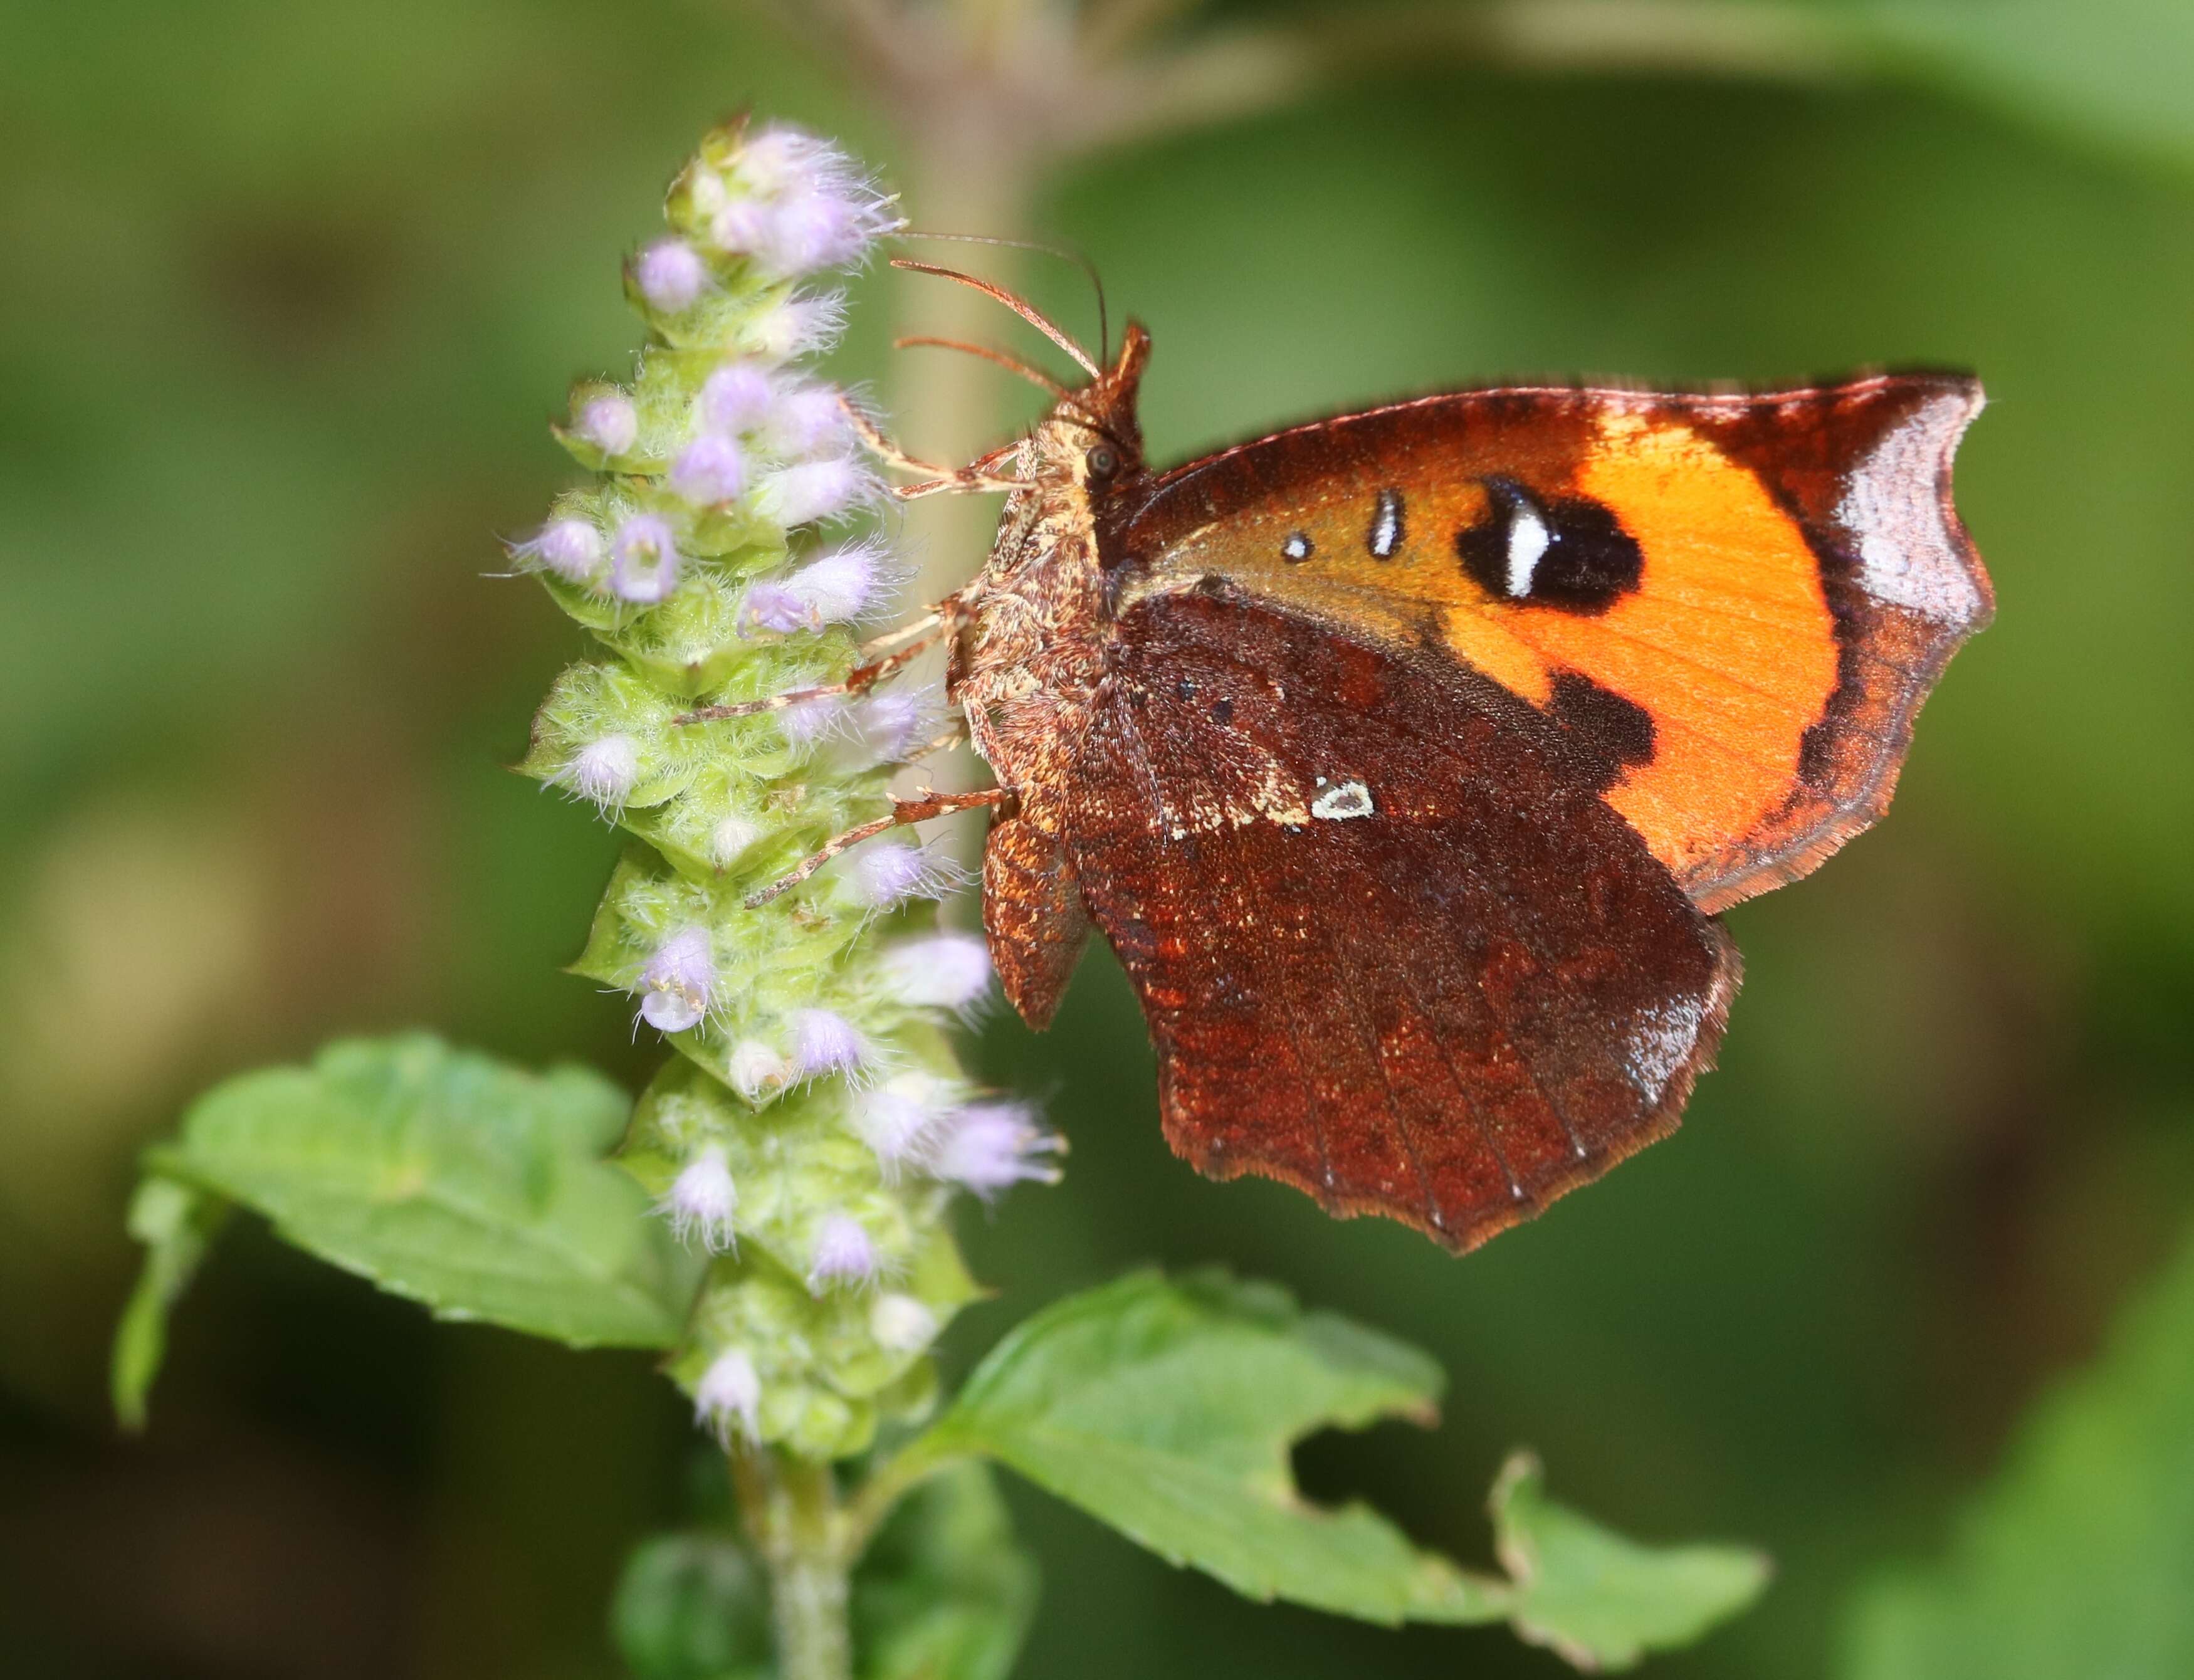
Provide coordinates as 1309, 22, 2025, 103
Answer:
734, 1447, 854, 1680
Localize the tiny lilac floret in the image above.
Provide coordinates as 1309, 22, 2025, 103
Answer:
708, 814, 763, 868
575, 393, 638, 458
659, 1145, 737, 1252
693, 1347, 761, 1444
790, 1009, 865, 1081
806, 1213, 880, 1293
750, 291, 846, 360
669, 433, 747, 506
777, 696, 844, 747
854, 1074, 953, 1175
744, 540, 896, 634
639, 927, 716, 1033
764, 383, 855, 459
879, 932, 993, 1014
935, 1101, 1062, 1196
847, 841, 960, 911
634, 238, 708, 312
567, 734, 640, 811
516, 517, 605, 584
869, 1293, 938, 1355
727, 1039, 790, 1103
848, 685, 937, 765
611, 513, 681, 603
758, 457, 876, 528
702, 362, 777, 433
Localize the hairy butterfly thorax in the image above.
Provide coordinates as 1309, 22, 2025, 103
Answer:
806, 258, 1989, 1254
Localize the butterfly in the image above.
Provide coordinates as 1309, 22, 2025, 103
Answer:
811, 260, 1992, 1254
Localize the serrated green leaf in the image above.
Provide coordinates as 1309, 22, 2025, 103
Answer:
1839, 1217, 2194, 1680
854, 1462, 1038, 1680
110, 1175, 230, 1431
149, 1034, 703, 1350
905, 1269, 1510, 1627
1492, 1452, 1771, 1672
611, 1530, 774, 1680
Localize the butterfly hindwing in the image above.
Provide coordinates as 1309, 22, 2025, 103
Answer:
1054, 585, 1740, 1252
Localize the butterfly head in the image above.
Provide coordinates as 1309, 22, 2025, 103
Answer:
1024, 320, 1150, 503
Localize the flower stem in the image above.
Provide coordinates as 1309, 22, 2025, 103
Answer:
735, 1447, 854, 1680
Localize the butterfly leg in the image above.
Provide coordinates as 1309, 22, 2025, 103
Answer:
676, 585, 981, 727
840, 399, 1023, 497
743, 786, 1010, 908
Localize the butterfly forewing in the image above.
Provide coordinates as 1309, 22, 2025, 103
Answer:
1109, 374, 1990, 911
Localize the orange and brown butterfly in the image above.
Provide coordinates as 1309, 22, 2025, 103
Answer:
804, 258, 1990, 1254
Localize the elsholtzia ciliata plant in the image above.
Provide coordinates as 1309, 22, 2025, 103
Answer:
113, 118, 1768, 1679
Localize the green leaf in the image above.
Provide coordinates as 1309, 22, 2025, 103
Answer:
1492, 1452, 1771, 1672
854, 1462, 1039, 1680
906, 1269, 1509, 1627
1839, 1217, 2194, 1680
110, 1175, 230, 1431
145, 1034, 703, 1352
897, 1271, 1768, 1666
611, 1530, 774, 1680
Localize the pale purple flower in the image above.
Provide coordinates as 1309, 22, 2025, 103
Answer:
790, 1008, 866, 1081
634, 238, 708, 312
701, 362, 777, 433
759, 187, 894, 275
878, 932, 993, 1015
730, 124, 841, 199
741, 540, 900, 634
707, 196, 776, 260
727, 1039, 790, 1103
844, 684, 938, 765
693, 1347, 760, 1443
574, 393, 638, 457
610, 513, 681, 604
756, 458, 878, 528
721, 126, 898, 275
750, 291, 845, 360
512, 517, 604, 585
669, 433, 747, 507
707, 814, 763, 868
854, 1074, 952, 1176
565, 734, 639, 812
806, 1213, 879, 1293
638, 927, 716, 1032
659, 1145, 737, 1252
869, 1292, 938, 1354
846, 841, 963, 911
762, 382, 855, 459
777, 696, 844, 748
934, 1101, 1061, 1196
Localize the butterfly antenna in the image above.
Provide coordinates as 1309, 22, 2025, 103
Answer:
893, 335, 1069, 398
898, 230, 1109, 365
888, 258, 1101, 380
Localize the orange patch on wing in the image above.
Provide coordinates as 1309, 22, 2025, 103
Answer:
1511, 414, 1837, 874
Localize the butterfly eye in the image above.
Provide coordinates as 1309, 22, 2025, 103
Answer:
1085, 444, 1120, 481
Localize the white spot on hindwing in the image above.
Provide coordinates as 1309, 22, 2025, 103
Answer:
1505, 500, 1551, 597
1310, 779, 1373, 821
1625, 995, 1708, 1102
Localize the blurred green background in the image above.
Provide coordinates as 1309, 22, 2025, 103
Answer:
4, 1, 2191, 1676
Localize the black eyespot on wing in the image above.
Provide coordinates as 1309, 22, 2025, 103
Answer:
1456, 476, 1644, 614
1547, 669, 1656, 794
